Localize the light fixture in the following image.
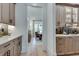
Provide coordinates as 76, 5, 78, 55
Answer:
32, 3, 37, 6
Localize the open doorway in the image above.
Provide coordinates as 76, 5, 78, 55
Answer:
27, 5, 43, 43
26, 4, 46, 56
33, 20, 43, 41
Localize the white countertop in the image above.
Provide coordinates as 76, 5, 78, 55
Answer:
56, 34, 79, 37
0, 29, 22, 45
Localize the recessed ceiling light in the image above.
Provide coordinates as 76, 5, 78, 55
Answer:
32, 3, 37, 6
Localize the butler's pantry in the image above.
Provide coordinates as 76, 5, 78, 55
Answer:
0, 3, 49, 56
0, 3, 57, 56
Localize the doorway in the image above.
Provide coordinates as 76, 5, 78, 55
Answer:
33, 20, 43, 40
26, 4, 46, 56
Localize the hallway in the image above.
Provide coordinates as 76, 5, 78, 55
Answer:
21, 38, 47, 56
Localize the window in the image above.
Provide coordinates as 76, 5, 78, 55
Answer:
34, 20, 43, 34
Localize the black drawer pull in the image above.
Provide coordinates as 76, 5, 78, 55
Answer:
4, 43, 10, 47
9, 19, 12, 23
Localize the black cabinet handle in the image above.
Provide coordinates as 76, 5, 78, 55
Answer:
4, 43, 10, 47
9, 19, 12, 23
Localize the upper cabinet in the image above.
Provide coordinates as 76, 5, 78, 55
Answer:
56, 5, 65, 27
0, 3, 15, 25
9, 3, 15, 25
65, 6, 78, 27
56, 4, 79, 27
2, 3, 9, 24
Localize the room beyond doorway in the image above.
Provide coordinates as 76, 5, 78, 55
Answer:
26, 4, 44, 56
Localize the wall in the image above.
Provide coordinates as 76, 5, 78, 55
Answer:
15, 3, 28, 53
27, 6, 43, 21
43, 3, 56, 56
46, 3, 56, 56
42, 4, 48, 51
15, 3, 56, 55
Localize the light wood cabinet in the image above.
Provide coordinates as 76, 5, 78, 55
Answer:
0, 36, 22, 56
13, 36, 22, 56
9, 3, 15, 25
63, 38, 68, 55
73, 37, 79, 53
56, 5, 65, 27
0, 3, 15, 25
3, 42, 14, 56
0, 41, 14, 56
56, 37, 64, 55
2, 3, 9, 24
56, 36, 79, 56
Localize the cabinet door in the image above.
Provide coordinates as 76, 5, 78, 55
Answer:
2, 3, 9, 24
66, 37, 73, 54
13, 37, 22, 56
13, 39, 19, 56
63, 37, 68, 55
0, 45, 4, 56
56, 37, 65, 55
2, 41, 14, 56
0, 49, 11, 56
75, 37, 79, 53
56, 5, 65, 27
9, 3, 15, 25
63, 37, 75, 55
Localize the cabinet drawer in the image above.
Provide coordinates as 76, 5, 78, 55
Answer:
0, 43, 10, 54
0, 41, 13, 50
3, 42, 11, 48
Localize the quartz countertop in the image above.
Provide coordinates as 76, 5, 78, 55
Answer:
56, 34, 79, 37
0, 29, 22, 46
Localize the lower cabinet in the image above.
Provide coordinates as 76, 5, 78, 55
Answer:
0, 36, 22, 56
56, 37, 65, 55
13, 36, 22, 56
56, 36, 79, 56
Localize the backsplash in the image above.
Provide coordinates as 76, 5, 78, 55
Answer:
56, 26, 79, 34
8, 25, 15, 33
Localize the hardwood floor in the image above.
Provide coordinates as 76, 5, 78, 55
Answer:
21, 37, 47, 56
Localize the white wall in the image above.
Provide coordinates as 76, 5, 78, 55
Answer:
46, 3, 56, 56
42, 3, 56, 56
27, 6, 43, 21
42, 4, 48, 51
15, 4, 28, 53
43, 4, 56, 56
